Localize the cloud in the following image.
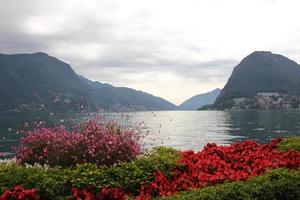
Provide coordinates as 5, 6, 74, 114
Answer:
0, 0, 300, 104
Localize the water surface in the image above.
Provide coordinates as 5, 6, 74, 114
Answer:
1, 110, 300, 155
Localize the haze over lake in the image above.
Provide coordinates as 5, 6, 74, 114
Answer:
1, 110, 300, 155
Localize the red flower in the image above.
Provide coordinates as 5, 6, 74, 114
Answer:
137, 138, 300, 198
70, 187, 126, 200
0, 186, 39, 200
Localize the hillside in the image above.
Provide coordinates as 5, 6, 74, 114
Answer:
179, 88, 221, 110
80, 76, 178, 111
214, 51, 300, 109
0, 52, 178, 111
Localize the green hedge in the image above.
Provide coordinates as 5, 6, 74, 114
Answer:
157, 169, 300, 200
0, 146, 180, 199
276, 136, 300, 152
68, 146, 180, 194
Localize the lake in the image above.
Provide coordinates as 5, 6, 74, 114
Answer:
1, 110, 300, 155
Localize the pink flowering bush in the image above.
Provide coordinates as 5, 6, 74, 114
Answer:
16, 118, 142, 167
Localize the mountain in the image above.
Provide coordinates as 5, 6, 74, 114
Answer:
79, 76, 113, 89
214, 51, 300, 109
179, 88, 221, 110
0, 52, 178, 111
79, 76, 178, 110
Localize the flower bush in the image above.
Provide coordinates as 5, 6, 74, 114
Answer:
70, 187, 127, 200
137, 138, 300, 198
16, 118, 142, 167
0, 185, 39, 200
157, 168, 300, 200
1, 137, 299, 200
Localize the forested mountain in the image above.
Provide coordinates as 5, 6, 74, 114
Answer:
0, 52, 178, 111
214, 51, 300, 109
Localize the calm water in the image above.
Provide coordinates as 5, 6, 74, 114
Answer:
1, 110, 300, 155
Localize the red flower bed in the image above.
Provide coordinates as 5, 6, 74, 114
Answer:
0, 186, 39, 200
70, 188, 127, 200
137, 138, 300, 199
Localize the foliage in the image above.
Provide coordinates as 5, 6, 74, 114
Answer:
0, 163, 70, 200
137, 139, 300, 198
16, 118, 141, 167
0, 147, 180, 199
276, 136, 300, 152
65, 146, 180, 195
0, 185, 39, 200
157, 168, 300, 200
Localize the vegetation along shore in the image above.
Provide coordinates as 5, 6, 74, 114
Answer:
0, 118, 299, 200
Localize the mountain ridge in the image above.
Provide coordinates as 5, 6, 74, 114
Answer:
0, 52, 178, 111
179, 88, 221, 110
214, 51, 300, 109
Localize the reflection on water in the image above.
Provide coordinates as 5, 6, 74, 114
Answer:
1, 110, 300, 155
106, 110, 300, 150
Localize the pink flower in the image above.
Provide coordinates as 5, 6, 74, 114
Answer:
16, 118, 142, 167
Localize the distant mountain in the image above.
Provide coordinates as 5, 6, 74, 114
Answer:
0, 52, 178, 111
179, 88, 221, 110
214, 51, 300, 109
80, 75, 178, 110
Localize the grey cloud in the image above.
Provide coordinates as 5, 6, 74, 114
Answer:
0, 0, 238, 90
72, 50, 237, 84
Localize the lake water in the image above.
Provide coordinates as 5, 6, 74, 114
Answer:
1, 110, 300, 155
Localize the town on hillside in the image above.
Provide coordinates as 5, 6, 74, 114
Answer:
231, 92, 300, 110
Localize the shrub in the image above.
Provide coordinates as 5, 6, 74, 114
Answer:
0, 163, 70, 200
137, 139, 300, 198
276, 136, 300, 152
67, 146, 180, 195
0, 147, 180, 199
16, 118, 141, 167
157, 169, 300, 200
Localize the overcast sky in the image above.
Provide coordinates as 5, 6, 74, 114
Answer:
1, 0, 300, 105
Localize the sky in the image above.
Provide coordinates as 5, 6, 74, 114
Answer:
0, 0, 300, 105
